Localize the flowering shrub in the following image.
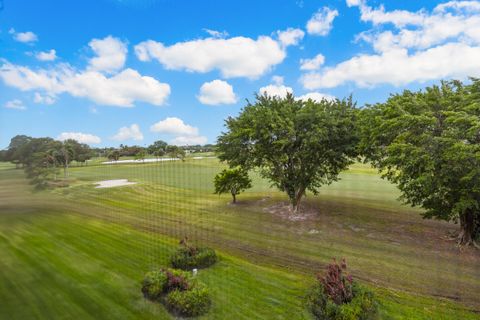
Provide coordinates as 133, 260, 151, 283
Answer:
306, 259, 377, 320
171, 237, 217, 270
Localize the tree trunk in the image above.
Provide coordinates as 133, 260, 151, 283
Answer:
458, 210, 479, 247
291, 187, 305, 213
232, 193, 236, 204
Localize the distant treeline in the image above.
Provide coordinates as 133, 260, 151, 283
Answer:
0, 136, 216, 188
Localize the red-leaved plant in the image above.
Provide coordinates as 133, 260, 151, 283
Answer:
317, 258, 353, 305
164, 269, 190, 292
180, 236, 198, 256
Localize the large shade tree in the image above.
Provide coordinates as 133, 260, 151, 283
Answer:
359, 79, 480, 247
217, 93, 359, 212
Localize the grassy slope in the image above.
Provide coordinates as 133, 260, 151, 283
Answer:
0, 161, 479, 319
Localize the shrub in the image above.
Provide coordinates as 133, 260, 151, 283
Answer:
171, 237, 217, 270
165, 285, 212, 317
142, 270, 168, 300
141, 267, 211, 317
306, 259, 377, 320
141, 268, 192, 300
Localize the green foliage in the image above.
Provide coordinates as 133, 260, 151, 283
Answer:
166, 145, 186, 161
142, 266, 210, 317
141, 268, 193, 301
217, 93, 358, 211
171, 238, 217, 270
147, 140, 168, 155
107, 150, 120, 161
165, 285, 211, 317
214, 167, 252, 203
358, 79, 480, 245
134, 150, 147, 162
141, 270, 169, 300
306, 282, 377, 320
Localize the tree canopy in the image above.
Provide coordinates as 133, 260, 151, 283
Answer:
214, 167, 252, 203
217, 93, 359, 212
359, 79, 480, 246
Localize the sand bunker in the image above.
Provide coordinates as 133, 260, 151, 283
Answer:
101, 158, 179, 165
94, 179, 137, 188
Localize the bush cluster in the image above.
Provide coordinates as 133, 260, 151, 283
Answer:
170, 237, 217, 270
306, 259, 377, 320
165, 284, 211, 317
142, 268, 211, 317
142, 238, 218, 317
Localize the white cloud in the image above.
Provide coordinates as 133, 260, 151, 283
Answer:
0, 63, 171, 107
349, 0, 425, 27
259, 84, 293, 98
9, 28, 38, 43
33, 92, 56, 105
64, 68, 170, 106
351, 0, 480, 52
296, 92, 336, 102
35, 49, 57, 61
171, 135, 208, 146
302, 0, 480, 89
134, 34, 290, 79
203, 29, 229, 38
150, 117, 198, 136
277, 28, 305, 46
302, 43, 480, 88
112, 124, 143, 141
88, 36, 127, 73
271, 75, 284, 85
197, 79, 237, 105
150, 117, 207, 146
4, 99, 26, 110
300, 54, 325, 70
57, 132, 101, 144
306, 7, 339, 36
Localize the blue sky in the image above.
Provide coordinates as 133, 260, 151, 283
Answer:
1, 0, 479, 148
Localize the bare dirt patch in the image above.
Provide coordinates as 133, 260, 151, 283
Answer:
263, 201, 318, 221
94, 179, 137, 188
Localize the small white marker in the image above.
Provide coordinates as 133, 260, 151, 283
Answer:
192, 268, 198, 276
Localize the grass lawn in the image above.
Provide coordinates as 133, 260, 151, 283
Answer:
0, 159, 479, 319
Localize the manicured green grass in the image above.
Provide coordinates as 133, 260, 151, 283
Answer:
0, 160, 479, 319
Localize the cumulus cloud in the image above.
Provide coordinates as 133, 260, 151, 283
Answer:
150, 117, 207, 146
259, 84, 293, 98
277, 28, 305, 46
301, 0, 480, 89
4, 99, 26, 110
150, 117, 198, 136
9, 28, 38, 43
112, 124, 144, 141
0, 63, 170, 107
296, 92, 336, 102
171, 135, 208, 146
134, 33, 292, 79
57, 132, 101, 144
35, 49, 57, 61
306, 7, 339, 36
197, 79, 237, 105
349, 0, 425, 27
34, 92, 56, 105
302, 43, 480, 89
300, 54, 325, 71
88, 36, 128, 73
